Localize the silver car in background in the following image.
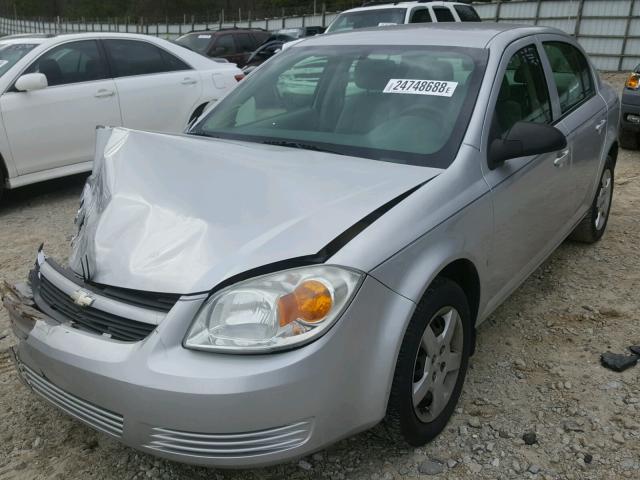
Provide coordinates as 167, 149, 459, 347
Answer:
3, 23, 619, 467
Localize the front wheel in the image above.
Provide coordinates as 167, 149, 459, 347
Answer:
619, 128, 638, 150
569, 157, 614, 243
385, 278, 472, 446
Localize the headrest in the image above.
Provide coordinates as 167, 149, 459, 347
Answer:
39, 59, 62, 83
354, 58, 398, 91
514, 64, 528, 83
425, 60, 454, 81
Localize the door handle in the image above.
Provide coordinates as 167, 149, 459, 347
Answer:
181, 77, 198, 85
554, 148, 570, 167
595, 119, 606, 133
94, 89, 115, 98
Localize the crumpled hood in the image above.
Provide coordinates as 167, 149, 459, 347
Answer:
70, 127, 441, 294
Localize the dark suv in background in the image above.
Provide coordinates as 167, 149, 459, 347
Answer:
175, 28, 270, 67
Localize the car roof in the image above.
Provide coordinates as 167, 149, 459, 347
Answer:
341, 1, 471, 13
297, 22, 563, 49
180, 28, 267, 36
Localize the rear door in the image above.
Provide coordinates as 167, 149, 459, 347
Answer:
103, 38, 202, 133
0, 39, 120, 174
539, 36, 608, 213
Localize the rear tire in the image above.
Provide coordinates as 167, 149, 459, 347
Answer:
569, 157, 614, 243
0, 167, 5, 204
619, 129, 638, 150
385, 278, 472, 446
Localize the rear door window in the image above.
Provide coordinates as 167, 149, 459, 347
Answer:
410, 8, 432, 23
211, 35, 235, 56
455, 5, 481, 22
235, 33, 255, 53
104, 39, 188, 77
433, 7, 456, 22
543, 41, 595, 115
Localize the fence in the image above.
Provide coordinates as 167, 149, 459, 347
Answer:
1, 0, 640, 71
0, 9, 343, 42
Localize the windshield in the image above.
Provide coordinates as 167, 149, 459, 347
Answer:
191, 45, 487, 168
326, 8, 407, 33
0, 42, 37, 77
175, 33, 212, 54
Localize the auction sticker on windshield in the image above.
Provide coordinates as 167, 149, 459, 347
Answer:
383, 79, 458, 97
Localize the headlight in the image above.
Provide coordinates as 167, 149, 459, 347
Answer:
626, 72, 640, 90
184, 265, 363, 353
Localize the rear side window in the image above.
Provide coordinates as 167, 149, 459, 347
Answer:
252, 31, 270, 45
433, 7, 456, 22
25, 40, 108, 86
455, 5, 481, 22
543, 41, 595, 115
235, 33, 255, 53
211, 35, 235, 56
494, 45, 552, 137
410, 9, 432, 23
104, 40, 189, 77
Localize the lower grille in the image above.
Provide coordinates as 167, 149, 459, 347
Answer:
18, 362, 124, 437
35, 274, 156, 342
146, 420, 313, 459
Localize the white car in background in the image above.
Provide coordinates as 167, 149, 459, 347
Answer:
325, 1, 480, 33
0, 33, 243, 200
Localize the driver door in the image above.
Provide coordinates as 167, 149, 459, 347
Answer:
0, 39, 121, 175
482, 40, 574, 312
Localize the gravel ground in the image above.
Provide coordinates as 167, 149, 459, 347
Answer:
1, 73, 639, 480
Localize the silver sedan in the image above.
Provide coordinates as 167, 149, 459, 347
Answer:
3, 23, 619, 467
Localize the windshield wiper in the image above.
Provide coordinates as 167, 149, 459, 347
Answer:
262, 139, 345, 156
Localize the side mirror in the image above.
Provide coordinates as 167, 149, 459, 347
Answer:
15, 73, 48, 92
488, 121, 567, 170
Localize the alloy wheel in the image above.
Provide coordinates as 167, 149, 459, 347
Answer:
412, 306, 464, 423
595, 168, 612, 231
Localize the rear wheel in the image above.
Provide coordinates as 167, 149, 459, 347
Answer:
619, 128, 638, 150
569, 157, 614, 243
385, 278, 472, 446
0, 167, 5, 204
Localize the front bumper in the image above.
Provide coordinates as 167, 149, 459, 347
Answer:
621, 90, 640, 131
2, 261, 415, 468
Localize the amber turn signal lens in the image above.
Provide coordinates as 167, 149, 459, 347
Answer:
278, 280, 333, 327
626, 73, 640, 90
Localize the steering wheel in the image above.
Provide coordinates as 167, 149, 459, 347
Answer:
395, 104, 454, 134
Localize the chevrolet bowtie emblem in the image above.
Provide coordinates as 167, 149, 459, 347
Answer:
70, 290, 95, 308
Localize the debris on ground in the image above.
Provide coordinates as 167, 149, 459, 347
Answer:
600, 351, 639, 372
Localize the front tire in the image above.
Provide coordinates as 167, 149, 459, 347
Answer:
619, 128, 638, 150
0, 168, 4, 204
569, 157, 614, 243
385, 278, 472, 446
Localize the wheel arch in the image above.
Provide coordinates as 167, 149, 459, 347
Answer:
433, 258, 480, 355
0, 152, 8, 186
608, 141, 618, 169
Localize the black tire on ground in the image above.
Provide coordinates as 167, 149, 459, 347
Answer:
569, 157, 615, 244
619, 129, 638, 150
0, 167, 4, 204
385, 277, 472, 446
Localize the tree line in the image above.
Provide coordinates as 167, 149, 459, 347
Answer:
0, 0, 363, 19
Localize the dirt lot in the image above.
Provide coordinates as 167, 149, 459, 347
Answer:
0, 73, 639, 480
